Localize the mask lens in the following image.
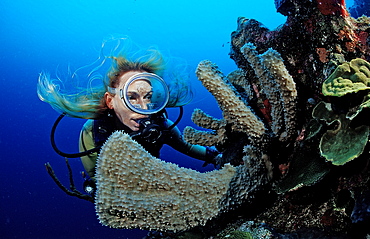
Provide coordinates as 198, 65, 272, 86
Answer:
121, 73, 169, 114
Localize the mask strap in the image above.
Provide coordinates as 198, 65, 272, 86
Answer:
107, 86, 116, 94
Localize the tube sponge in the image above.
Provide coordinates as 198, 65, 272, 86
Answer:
184, 108, 227, 146
241, 43, 297, 141
194, 60, 265, 138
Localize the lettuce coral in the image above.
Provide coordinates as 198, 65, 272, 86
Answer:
313, 101, 369, 165
313, 59, 370, 166
322, 58, 370, 97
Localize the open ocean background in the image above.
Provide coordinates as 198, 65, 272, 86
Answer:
0, 0, 354, 238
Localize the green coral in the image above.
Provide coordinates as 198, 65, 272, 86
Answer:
313, 101, 369, 165
215, 221, 273, 239
221, 231, 253, 239
322, 58, 370, 97
231, 231, 253, 239
275, 138, 330, 193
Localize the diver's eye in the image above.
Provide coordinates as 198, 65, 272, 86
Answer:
127, 92, 139, 103
144, 92, 152, 102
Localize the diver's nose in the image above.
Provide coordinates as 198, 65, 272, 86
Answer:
138, 98, 148, 110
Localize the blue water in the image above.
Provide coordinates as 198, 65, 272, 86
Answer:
0, 1, 289, 238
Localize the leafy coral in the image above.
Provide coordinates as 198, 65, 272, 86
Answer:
313, 101, 369, 165
322, 58, 370, 97
225, 231, 253, 239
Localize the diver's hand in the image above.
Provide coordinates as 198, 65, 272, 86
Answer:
202, 147, 222, 167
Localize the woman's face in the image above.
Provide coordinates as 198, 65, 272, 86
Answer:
105, 71, 152, 131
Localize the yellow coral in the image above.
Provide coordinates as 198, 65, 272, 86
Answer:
322, 58, 370, 97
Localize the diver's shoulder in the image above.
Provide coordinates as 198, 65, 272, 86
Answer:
82, 119, 94, 131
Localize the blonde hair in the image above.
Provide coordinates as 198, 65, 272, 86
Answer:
37, 41, 193, 119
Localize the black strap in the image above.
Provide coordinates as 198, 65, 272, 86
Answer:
167, 106, 183, 131
50, 113, 101, 158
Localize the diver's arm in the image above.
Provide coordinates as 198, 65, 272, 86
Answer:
165, 120, 219, 164
79, 120, 98, 178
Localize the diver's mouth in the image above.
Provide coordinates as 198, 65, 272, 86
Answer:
133, 117, 146, 123
132, 117, 148, 129
132, 119, 141, 129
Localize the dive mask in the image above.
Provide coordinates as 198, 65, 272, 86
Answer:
109, 72, 169, 115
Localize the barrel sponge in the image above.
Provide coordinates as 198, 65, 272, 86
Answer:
95, 131, 237, 232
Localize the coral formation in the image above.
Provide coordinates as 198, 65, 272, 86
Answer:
241, 43, 297, 141
184, 45, 298, 170
190, 60, 265, 138
313, 101, 369, 165
95, 131, 268, 232
322, 58, 370, 97
218, 0, 370, 236
185, 0, 370, 236
184, 109, 227, 146
95, 131, 236, 231
93, 0, 370, 237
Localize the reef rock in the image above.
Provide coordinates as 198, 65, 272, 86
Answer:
212, 0, 370, 236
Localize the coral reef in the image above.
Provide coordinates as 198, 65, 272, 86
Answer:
93, 0, 370, 237
202, 0, 370, 237
184, 0, 370, 237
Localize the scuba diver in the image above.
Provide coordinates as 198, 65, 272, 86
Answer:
37, 47, 220, 197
